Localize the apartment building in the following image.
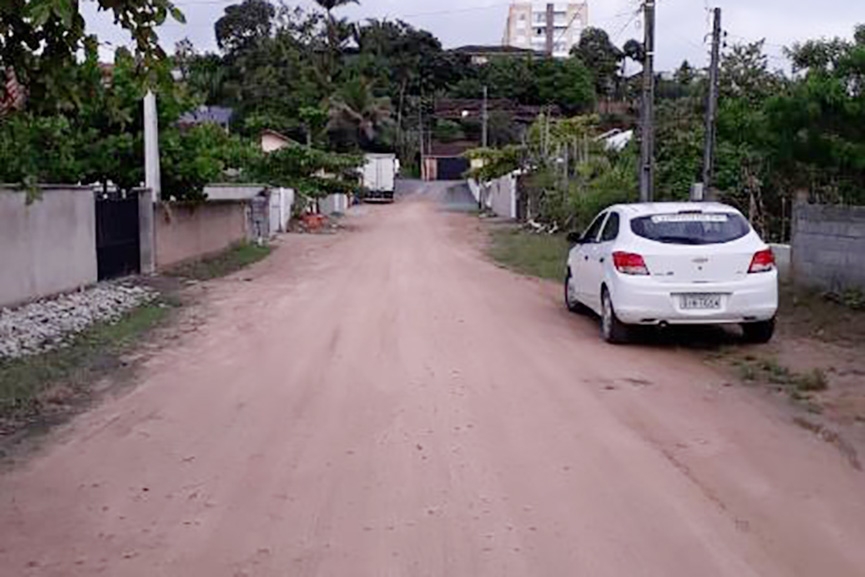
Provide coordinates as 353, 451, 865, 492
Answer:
503, 2, 589, 59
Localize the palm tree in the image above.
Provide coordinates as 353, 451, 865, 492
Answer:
311, 0, 359, 85
328, 77, 392, 147
313, 0, 359, 15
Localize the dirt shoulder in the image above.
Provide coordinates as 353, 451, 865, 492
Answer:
0, 243, 274, 464
713, 286, 865, 436
482, 218, 865, 460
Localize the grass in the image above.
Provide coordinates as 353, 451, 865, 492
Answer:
488, 228, 569, 281
0, 300, 174, 430
734, 355, 829, 397
779, 284, 865, 344
167, 242, 272, 281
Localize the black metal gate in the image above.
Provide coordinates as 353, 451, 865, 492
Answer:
95, 191, 140, 280
437, 157, 470, 181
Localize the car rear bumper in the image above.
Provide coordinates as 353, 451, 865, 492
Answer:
609, 272, 778, 325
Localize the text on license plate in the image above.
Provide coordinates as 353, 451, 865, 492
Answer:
680, 294, 722, 310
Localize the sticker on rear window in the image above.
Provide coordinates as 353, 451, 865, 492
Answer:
651, 214, 729, 223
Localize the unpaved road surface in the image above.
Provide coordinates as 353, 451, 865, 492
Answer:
2, 183, 865, 576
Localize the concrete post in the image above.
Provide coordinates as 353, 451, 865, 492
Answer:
144, 91, 161, 202
138, 188, 156, 274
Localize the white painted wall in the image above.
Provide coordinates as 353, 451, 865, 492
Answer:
469, 173, 518, 219
468, 179, 481, 204
319, 193, 349, 216
268, 187, 295, 233
0, 187, 98, 308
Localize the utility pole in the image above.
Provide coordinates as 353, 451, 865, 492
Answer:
417, 96, 425, 180
701, 7, 722, 197
482, 85, 489, 148
545, 3, 555, 56
639, 0, 656, 202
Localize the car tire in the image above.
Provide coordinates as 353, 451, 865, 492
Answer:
601, 288, 630, 344
742, 318, 776, 344
564, 270, 584, 314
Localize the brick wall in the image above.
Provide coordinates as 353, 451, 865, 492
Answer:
791, 203, 865, 291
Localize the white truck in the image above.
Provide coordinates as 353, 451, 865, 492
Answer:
362, 153, 398, 202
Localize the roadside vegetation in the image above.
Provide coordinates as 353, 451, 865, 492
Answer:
166, 242, 272, 281
0, 299, 175, 434
778, 286, 865, 345
488, 228, 569, 282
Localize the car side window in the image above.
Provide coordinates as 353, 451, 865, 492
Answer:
600, 212, 620, 242
582, 213, 608, 244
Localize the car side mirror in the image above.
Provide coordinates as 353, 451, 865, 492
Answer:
567, 232, 583, 244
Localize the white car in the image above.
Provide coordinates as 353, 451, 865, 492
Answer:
564, 202, 779, 344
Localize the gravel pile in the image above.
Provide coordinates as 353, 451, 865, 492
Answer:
0, 284, 158, 360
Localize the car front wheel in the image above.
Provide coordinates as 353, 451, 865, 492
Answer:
742, 318, 776, 344
601, 288, 630, 344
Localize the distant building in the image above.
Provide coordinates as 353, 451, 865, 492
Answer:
451, 45, 543, 66
260, 129, 298, 153
503, 1, 589, 59
177, 105, 234, 131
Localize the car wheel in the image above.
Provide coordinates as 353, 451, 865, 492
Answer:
564, 270, 583, 314
742, 318, 776, 344
601, 288, 630, 344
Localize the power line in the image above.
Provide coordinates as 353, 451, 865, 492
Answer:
609, 9, 643, 44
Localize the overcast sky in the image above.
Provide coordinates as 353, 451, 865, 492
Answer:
84, 0, 864, 71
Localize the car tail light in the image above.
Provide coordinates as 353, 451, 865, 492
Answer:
749, 249, 776, 273
613, 252, 650, 276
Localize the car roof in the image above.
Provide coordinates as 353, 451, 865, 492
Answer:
607, 202, 741, 217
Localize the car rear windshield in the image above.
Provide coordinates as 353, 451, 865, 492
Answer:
630, 212, 751, 245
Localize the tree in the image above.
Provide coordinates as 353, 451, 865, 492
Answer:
215, 0, 275, 54
571, 27, 624, 97
768, 29, 865, 204
328, 76, 392, 149
673, 60, 697, 87
187, 53, 229, 105
311, 0, 358, 84
0, 0, 184, 107
720, 41, 784, 104
535, 58, 595, 113
250, 144, 363, 198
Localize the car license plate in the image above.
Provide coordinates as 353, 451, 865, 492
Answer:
680, 294, 722, 310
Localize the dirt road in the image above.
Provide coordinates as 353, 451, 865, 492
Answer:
2, 183, 864, 576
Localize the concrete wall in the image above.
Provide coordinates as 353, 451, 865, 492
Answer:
792, 203, 865, 291
269, 187, 294, 234
467, 179, 481, 204
486, 173, 518, 219
319, 193, 349, 216
155, 202, 248, 270
770, 243, 791, 282
470, 173, 518, 219
0, 187, 97, 308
